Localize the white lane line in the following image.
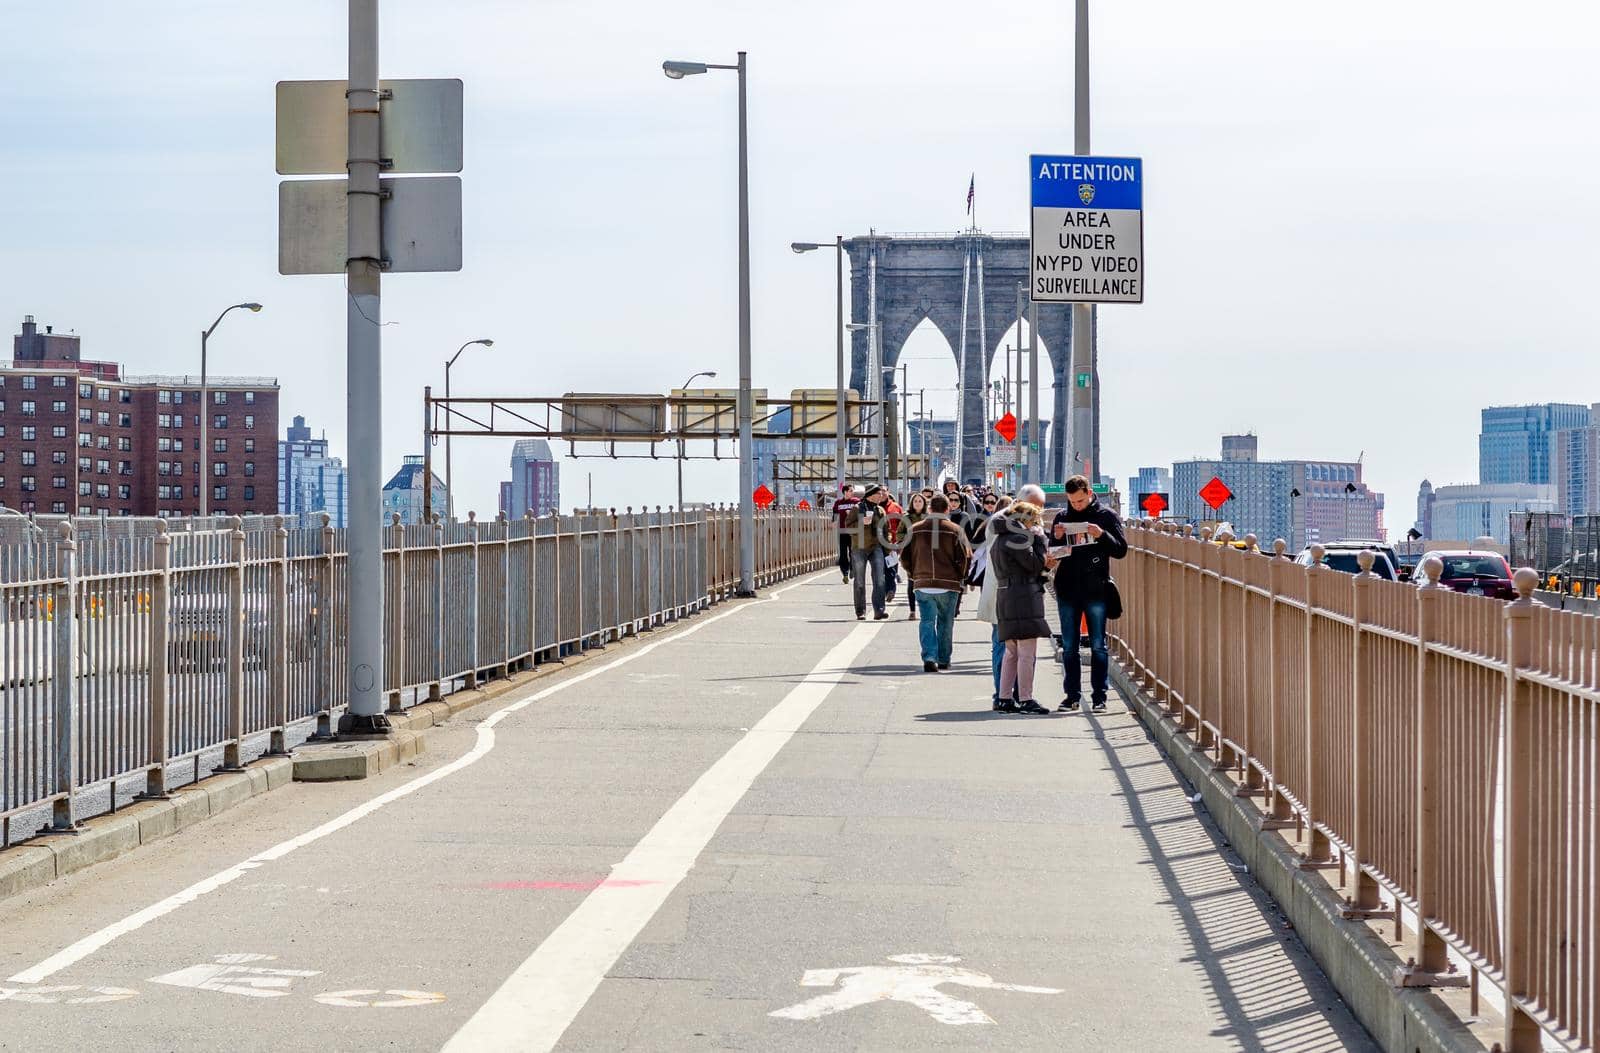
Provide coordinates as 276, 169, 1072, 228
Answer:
8, 572, 832, 985
439, 620, 881, 1053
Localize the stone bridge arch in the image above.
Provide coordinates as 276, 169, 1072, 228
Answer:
842, 233, 1096, 484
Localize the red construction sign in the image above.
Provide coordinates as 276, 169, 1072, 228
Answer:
753, 484, 776, 509
1139, 492, 1169, 517
993, 412, 1017, 444
797, 498, 811, 510
1199, 477, 1233, 511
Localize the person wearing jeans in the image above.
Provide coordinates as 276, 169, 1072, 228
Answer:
900, 494, 972, 672
1048, 475, 1127, 712
844, 484, 894, 620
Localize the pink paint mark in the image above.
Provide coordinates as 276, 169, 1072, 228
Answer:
479, 878, 660, 891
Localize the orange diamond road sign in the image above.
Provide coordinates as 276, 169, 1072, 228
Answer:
797, 499, 811, 510
1199, 477, 1232, 511
753, 484, 776, 509
1139, 492, 1168, 516
993, 413, 1017, 444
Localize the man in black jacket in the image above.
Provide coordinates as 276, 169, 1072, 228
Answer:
1048, 475, 1127, 713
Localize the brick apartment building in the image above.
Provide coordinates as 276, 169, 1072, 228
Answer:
0, 316, 279, 517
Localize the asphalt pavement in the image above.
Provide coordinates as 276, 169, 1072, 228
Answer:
0, 570, 1376, 1051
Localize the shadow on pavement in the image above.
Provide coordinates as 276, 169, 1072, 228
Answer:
1087, 702, 1377, 1052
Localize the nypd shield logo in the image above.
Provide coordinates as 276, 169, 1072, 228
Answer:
1077, 183, 1096, 205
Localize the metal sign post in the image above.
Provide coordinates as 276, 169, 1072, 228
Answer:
277, 0, 466, 736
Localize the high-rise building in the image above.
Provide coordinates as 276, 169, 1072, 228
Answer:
1, 316, 278, 517
1414, 479, 1435, 539
1426, 483, 1557, 545
1554, 405, 1600, 517
1172, 435, 1383, 548
278, 414, 348, 527
382, 455, 447, 525
497, 439, 560, 518
1479, 403, 1589, 485
1127, 467, 1172, 505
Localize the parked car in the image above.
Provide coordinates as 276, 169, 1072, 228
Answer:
1418, 550, 1516, 599
1394, 551, 1423, 582
1294, 543, 1398, 580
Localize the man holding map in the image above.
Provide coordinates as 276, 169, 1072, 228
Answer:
1048, 475, 1128, 712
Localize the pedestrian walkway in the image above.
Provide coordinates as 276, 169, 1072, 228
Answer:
0, 572, 1374, 1051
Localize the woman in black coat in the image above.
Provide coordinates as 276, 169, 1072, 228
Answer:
989, 502, 1053, 715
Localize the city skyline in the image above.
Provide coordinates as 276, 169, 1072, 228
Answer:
2, 1, 1596, 524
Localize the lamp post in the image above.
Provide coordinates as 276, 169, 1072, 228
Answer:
199, 302, 263, 517
845, 321, 880, 483
443, 338, 493, 520
665, 52, 754, 595
677, 369, 717, 508
790, 236, 846, 498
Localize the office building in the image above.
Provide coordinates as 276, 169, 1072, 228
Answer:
1425, 482, 1557, 545
1127, 467, 1172, 507
1554, 405, 1600, 517
1, 316, 278, 517
278, 415, 348, 527
1479, 403, 1589, 485
1172, 434, 1383, 548
382, 455, 448, 525
497, 439, 560, 518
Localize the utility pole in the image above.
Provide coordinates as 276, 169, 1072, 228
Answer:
340, 0, 388, 734
835, 235, 845, 498
1070, 0, 1095, 485
1028, 297, 1040, 484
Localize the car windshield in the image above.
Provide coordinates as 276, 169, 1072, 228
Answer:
1322, 552, 1394, 578
1440, 556, 1507, 579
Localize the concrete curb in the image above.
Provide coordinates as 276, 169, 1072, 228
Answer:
1108, 659, 1495, 1053
0, 755, 292, 904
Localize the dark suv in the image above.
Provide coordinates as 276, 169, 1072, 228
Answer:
1421, 550, 1515, 599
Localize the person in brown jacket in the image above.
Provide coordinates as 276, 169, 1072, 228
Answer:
900, 494, 973, 672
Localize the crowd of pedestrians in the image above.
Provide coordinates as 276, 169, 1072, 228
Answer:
830, 474, 1128, 714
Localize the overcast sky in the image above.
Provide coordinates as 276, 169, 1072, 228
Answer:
3, 1, 1596, 535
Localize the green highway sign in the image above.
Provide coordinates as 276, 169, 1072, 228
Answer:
1091, 482, 1110, 495
1040, 484, 1065, 494
1076, 372, 1091, 388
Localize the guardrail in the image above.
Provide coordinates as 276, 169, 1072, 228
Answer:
0, 505, 831, 844
1109, 520, 1597, 1053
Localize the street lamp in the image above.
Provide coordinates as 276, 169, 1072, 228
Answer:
677, 369, 717, 509
664, 51, 755, 596
846, 322, 882, 481
443, 338, 493, 519
200, 302, 263, 517
791, 237, 847, 499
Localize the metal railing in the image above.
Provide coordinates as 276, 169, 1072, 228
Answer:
1, 505, 831, 844
1109, 520, 1598, 1053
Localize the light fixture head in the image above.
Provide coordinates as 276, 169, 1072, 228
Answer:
663, 61, 708, 79
479, 339, 494, 348
244, 303, 263, 312
790, 242, 821, 254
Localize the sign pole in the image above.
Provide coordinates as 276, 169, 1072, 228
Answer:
1070, 0, 1094, 484
834, 235, 846, 499
341, 0, 389, 733
1028, 296, 1039, 484
736, 51, 756, 596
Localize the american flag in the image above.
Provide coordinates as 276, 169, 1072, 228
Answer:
966, 174, 975, 214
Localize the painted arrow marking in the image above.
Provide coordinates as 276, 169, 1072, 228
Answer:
769, 954, 1062, 1026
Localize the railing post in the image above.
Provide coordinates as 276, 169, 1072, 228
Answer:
466, 511, 480, 688
429, 514, 445, 698
313, 511, 334, 740
143, 520, 172, 797
576, 512, 588, 645
498, 511, 511, 672
1345, 552, 1383, 913
50, 522, 79, 831
1265, 540, 1294, 824
1501, 568, 1542, 1052
268, 516, 290, 754
387, 513, 405, 714
1301, 545, 1335, 866
219, 516, 246, 771
1400, 556, 1464, 985
524, 509, 538, 664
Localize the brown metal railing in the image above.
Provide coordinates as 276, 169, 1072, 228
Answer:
1109, 520, 1599, 1053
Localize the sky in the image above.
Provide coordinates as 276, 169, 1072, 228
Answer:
2, 0, 1597, 536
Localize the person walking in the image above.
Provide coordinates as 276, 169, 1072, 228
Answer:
972, 500, 1011, 710
844, 484, 893, 620
833, 485, 859, 583
1049, 474, 1128, 713
900, 494, 971, 672
990, 501, 1054, 715
901, 492, 931, 620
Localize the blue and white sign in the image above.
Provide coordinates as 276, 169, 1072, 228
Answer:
1029, 154, 1143, 304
